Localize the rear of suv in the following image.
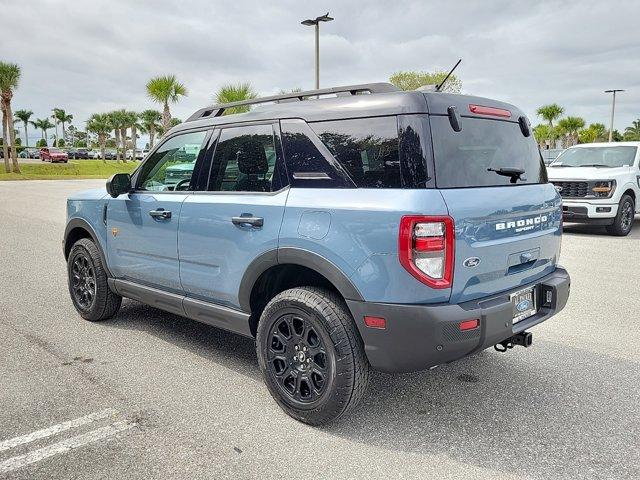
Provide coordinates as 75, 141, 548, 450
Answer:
63, 83, 570, 425
547, 142, 640, 235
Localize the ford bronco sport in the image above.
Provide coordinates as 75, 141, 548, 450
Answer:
64, 83, 571, 425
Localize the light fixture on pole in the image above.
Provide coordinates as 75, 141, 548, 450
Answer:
604, 89, 624, 142
301, 12, 334, 90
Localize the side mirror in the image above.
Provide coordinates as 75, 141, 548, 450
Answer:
106, 173, 132, 198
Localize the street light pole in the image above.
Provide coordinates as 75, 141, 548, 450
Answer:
301, 13, 334, 90
605, 89, 624, 142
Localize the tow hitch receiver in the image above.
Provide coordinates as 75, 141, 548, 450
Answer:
494, 332, 533, 352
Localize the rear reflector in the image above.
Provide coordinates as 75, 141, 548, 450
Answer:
469, 104, 511, 118
459, 319, 479, 331
364, 316, 386, 329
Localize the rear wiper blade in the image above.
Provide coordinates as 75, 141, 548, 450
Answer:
487, 167, 526, 183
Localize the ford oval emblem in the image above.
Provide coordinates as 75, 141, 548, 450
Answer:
463, 257, 481, 268
516, 300, 531, 312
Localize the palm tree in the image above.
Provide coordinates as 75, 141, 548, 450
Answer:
624, 120, 640, 141
14, 109, 33, 148
118, 110, 138, 162
557, 116, 585, 147
536, 103, 564, 148
214, 82, 257, 115
140, 109, 162, 149
87, 113, 111, 163
33, 118, 54, 145
146, 75, 187, 134
53, 109, 73, 145
0, 61, 21, 173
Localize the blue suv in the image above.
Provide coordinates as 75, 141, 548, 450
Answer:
64, 83, 571, 425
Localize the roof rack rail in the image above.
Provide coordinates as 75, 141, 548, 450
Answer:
185, 82, 400, 122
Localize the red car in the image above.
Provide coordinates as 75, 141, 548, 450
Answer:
40, 147, 68, 163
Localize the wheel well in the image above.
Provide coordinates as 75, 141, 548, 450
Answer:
64, 227, 92, 259
622, 189, 636, 203
248, 264, 341, 336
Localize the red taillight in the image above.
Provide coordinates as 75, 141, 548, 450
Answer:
363, 316, 386, 329
398, 216, 454, 289
459, 319, 479, 331
469, 104, 511, 118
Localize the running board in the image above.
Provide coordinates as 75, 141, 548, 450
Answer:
108, 279, 252, 337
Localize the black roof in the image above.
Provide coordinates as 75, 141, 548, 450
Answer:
173, 82, 526, 135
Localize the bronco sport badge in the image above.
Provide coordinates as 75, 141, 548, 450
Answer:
495, 214, 548, 233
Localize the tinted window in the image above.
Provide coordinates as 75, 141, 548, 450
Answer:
137, 131, 207, 191
311, 117, 402, 188
430, 117, 546, 188
281, 119, 353, 188
208, 124, 276, 192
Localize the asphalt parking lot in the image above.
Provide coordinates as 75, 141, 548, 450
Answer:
0, 180, 638, 479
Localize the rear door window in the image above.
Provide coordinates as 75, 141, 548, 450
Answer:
430, 116, 547, 188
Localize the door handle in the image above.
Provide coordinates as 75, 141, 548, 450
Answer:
149, 209, 172, 219
232, 215, 264, 228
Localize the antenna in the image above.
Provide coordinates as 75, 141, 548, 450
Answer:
436, 59, 462, 92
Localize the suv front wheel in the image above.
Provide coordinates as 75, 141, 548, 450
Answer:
606, 194, 635, 236
67, 238, 122, 321
256, 287, 369, 425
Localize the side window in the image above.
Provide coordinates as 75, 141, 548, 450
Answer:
310, 116, 402, 188
137, 131, 208, 191
208, 124, 277, 192
281, 119, 354, 189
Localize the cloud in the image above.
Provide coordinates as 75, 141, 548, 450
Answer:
2, 0, 639, 144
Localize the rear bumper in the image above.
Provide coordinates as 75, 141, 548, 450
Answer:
346, 267, 570, 373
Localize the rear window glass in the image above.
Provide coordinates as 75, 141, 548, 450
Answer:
430, 116, 547, 188
311, 117, 402, 188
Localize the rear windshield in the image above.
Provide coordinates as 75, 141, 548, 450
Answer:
551, 146, 637, 168
430, 116, 547, 188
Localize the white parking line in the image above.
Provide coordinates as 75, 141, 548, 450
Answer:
0, 408, 118, 453
0, 420, 136, 475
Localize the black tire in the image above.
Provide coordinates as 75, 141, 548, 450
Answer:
67, 238, 121, 321
606, 194, 635, 236
256, 287, 369, 425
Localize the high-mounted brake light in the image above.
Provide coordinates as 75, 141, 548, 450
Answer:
469, 104, 511, 118
399, 216, 454, 289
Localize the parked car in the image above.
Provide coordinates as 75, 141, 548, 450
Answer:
64, 83, 570, 425
18, 148, 40, 159
125, 149, 146, 160
68, 148, 90, 160
548, 142, 640, 235
40, 147, 68, 163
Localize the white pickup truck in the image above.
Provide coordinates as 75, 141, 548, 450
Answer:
547, 142, 640, 236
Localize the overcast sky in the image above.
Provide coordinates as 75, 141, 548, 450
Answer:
2, 0, 639, 145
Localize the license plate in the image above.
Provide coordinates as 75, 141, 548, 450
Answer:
510, 286, 537, 323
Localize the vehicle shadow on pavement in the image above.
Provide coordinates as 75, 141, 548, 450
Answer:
105, 301, 261, 381
563, 217, 640, 237
327, 342, 639, 479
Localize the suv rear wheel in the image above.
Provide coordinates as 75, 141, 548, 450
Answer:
67, 238, 122, 321
606, 194, 635, 236
256, 287, 369, 425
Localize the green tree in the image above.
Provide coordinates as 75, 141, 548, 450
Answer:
389, 70, 462, 93
53, 108, 73, 147
578, 123, 607, 144
624, 120, 640, 141
533, 124, 554, 148
214, 82, 257, 115
32, 118, 54, 146
140, 109, 162, 149
146, 75, 187, 133
14, 109, 33, 148
536, 104, 564, 147
557, 116, 585, 147
0, 61, 21, 173
107, 110, 127, 162
87, 113, 112, 163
